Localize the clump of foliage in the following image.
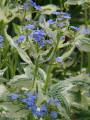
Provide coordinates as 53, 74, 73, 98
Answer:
0, 0, 90, 120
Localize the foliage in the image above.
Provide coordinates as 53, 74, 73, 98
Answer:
0, 0, 90, 120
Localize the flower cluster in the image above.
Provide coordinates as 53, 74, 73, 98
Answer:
9, 92, 60, 119
29, 29, 53, 48
30, 29, 46, 47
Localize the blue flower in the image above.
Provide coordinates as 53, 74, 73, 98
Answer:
32, 104, 47, 118
23, 24, 35, 30
81, 27, 90, 34
50, 111, 58, 119
60, 36, 65, 40
23, 3, 29, 10
26, 92, 37, 100
0, 35, 4, 48
30, 29, 46, 47
21, 92, 37, 108
39, 41, 46, 47
54, 98, 61, 107
40, 104, 47, 115
46, 40, 53, 44
9, 93, 19, 100
30, 0, 41, 10
31, 30, 45, 41
21, 97, 35, 107
56, 57, 62, 62
32, 106, 42, 117
30, 0, 36, 6
70, 26, 80, 31
63, 13, 71, 19
47, 19, 55, 24
52, 11, 61, 15
57, 17, 64, 21
34, 5, 41, 10
59, 12, 71, 19
48, 98, 60, 107
0, 35, 4, 43
17, 35, 26, 43
35, 110, 42, 117
52, 11, 71, 19
57, 23, 65, 28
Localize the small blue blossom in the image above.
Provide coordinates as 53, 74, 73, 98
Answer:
81, 27, 90, 34
31, 105, 37, 113
0, 35, 4, 43
56, 57, 62, 62
52, 11, 71, 18
40, 104, 47, 115
23, 3, 29, 10
59, 12, 71, 19
47, 19, 55, 24
32, 106, 42, 117
57, 17, 64, 21
17, 35, 26, 43
30, 0, 41, 10
32, 104, 47, 118
63, 14, 71, 19
60, 36, 65, 40
57, 23, 65, 28
0, 35, 4, 48
46, 40, 53, 44
21, 92, 37, 108
52, 11, 61, 15
23, 24, 35, 30
48, 98, 60, 107
54, 98, 61, 107
60, 11, 69, 15
9, 93, 19, 100
34, 5, 41, 10
70, 26, 80, 31
30, 0, 36, 6
35, 110, 42, 117
50, 111, 58, 119
21, 97, 35, 107
26, 92, 37, 100
39, 41, 46, 47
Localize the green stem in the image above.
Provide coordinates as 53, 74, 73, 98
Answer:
33, 43, 39, 87
60, 0, 63, 10
80, 52, 83, 72
87, 52, 90, 73
44, 34, 60, 92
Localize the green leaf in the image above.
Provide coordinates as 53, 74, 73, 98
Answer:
38, 68, 46, 81
75, 35, 90, 52
41, 4, 59, 15
0, 84, 8, 98
4, 26, 33, 65
0, 68, 7, 76
0, 0, 6, 7
0, 102, 29, 119
24, 65, 34, 80
8, 74, 33, 89
66, 0, 85, 5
